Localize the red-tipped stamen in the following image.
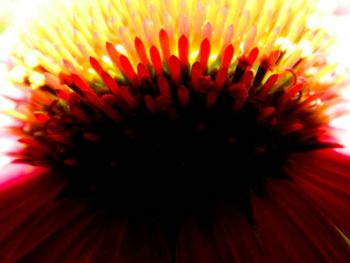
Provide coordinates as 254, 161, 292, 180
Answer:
119, 55, 138, 85
191, 62, 202, 84
199, 38, 211, 74
279, 83, 304, 108
221, 44, 234, 69
137, 63, 151, 80
178, 85, 190, 107
169, 55, 181, 85
106, 42, 122, 69
159, 29, 171, 62
135, 37, 150, 66
214, 67, 228, 92
178, 35, 189, 69
150, 46, 163, 76
144, 95, 157, 114
206, 90, 217, 108
259, 74, 279, 97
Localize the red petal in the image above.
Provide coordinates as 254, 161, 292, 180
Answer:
0, 168, 133, 263
212, 209, 265, 262
252, 180, 350, 261
84, 219, 127, 263
116, 222, 171, 263
288, 150, 350, 238
177, 218, 221, 263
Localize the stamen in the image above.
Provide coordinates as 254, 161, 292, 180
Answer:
135, 37, 150, 66
178, 85, 190, 107
144, 95, 157, 114
206, 90, 217, 108
150, 46, 163, 76
137, 63, 151, 80
221, 44, 234, 69
101, 71, 120, 97
178, 35, 189, 70
279, 83, 304, 108
190, 62, 202, 84
106, 42, 122, 70
157, 76, 170, 96
89, 57, 105, 77
259, 74, 279, 97
214, 67, 228, 92
168, 55, 181, 85
119, 55, 138, 85
199, 38, 211, 74
159, 29, 171, 61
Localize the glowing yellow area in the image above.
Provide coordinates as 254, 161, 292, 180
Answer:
9, 0, 336, 88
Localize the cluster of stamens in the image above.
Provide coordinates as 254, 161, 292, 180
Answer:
10, 30, 337, 212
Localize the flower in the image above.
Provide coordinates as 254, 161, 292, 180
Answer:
1, 0, 350, 262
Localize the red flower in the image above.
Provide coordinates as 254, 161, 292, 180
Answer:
0, 0, 350, 261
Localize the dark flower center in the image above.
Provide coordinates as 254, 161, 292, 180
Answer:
57, 91, 288, 216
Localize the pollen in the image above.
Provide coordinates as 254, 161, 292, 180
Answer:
11, 0, 334, 85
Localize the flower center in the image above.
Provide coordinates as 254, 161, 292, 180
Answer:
15, 33, 335, 214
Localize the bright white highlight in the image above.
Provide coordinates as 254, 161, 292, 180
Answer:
325, 1, 350, 155
0, 60, 17, 171
0, 0, 48, 179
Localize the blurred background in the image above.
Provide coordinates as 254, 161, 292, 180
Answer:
0, 0, 17, 33
0, 0, 349, 32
